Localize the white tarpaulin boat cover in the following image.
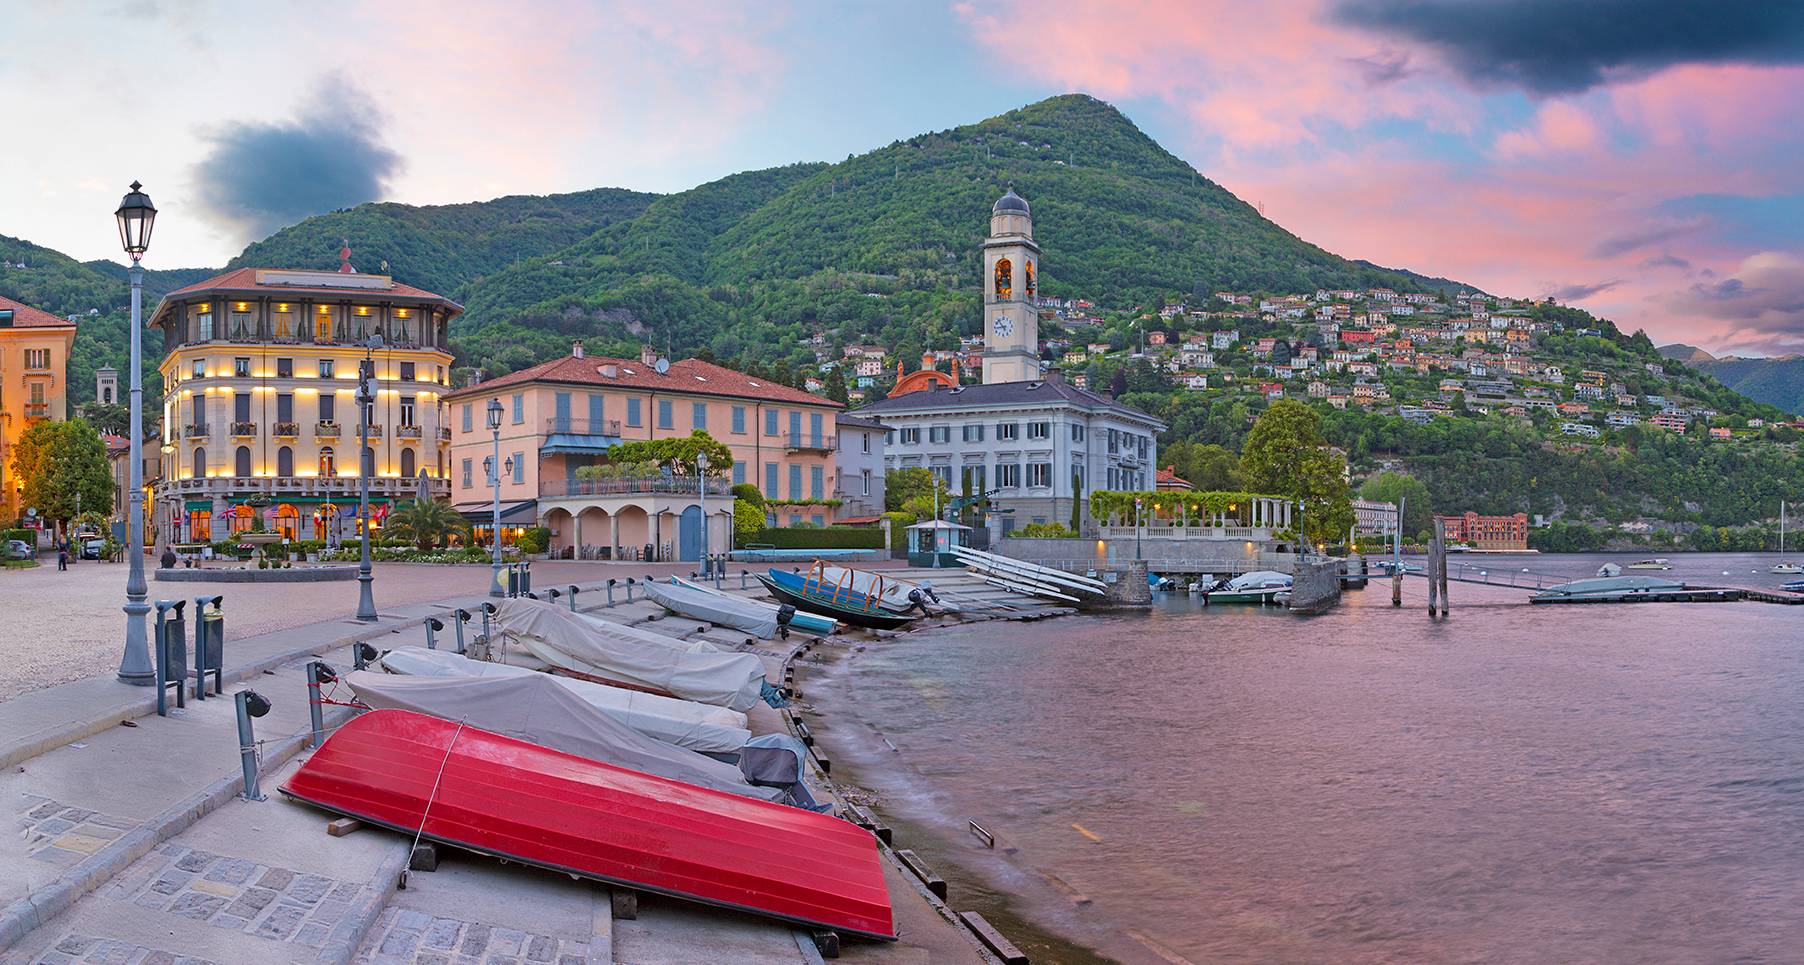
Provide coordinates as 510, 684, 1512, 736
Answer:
375, 646, 750, 753
493, 598, 769, 711
343, 670, 782, 803
643, 579, 781, 638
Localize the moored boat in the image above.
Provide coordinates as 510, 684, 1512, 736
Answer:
1201, 570, 1293, 605
1532, 574, 1685, 600
1772, 501, 1801, 573
670, 576, 838, 635
281, 710, 896, 940
813, 563, 953, 614
1626, 558, 1672, 570
758, 569, 919, 630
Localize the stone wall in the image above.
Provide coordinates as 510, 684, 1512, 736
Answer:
1098, 560, 1151, 608
1287, 559, 1343, 614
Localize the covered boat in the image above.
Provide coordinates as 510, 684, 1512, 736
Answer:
1201, 570, 1293, 606
758, 569, 919, 630
1532, 574, 1685, 601
492, 598, 774, 711
281, 710, 895, 940
344, 670, 784, 803
647, 578, 837, 638
376, 646, 750, 753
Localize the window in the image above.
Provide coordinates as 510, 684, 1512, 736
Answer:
276, 394, 293, 422
810, 465, 823, 499
1107, 429, 1119, 453
654, 399, 674, 429
273, 305, 295, 339
811, 514, 825, 527
553, 392, 572, 432
789, 464, 802, 499
765, 462, 778, 496
512, 452, 524, 484
860, 469, 872, 496
588, 394, 604, 429
764, 409, 778, 436
1071, 424, 1086, 442
962, 464, 988, 493
861, 432, 871, 454
233, 394, 250, 423
24, 348, 49, 370
930, 465, 952, 488
233, 357, 250, 378
277, 446, 293, 476
234, 446, 251, 477
319, 447, 336, 476
899, 427, 921, 445
461, 458, 473, 489
692, 402, 707, 431
1028, 421, 1050, 440
732, 463, 746, 485
731, 406, 746, 434
400, 395, 416, 427
789, 410, 802, 441
192, 359, 206, 379
462, 403, 472, 433
511, 394, 524, 425
809, 412, 823, 445
1027, 462, 1051, 487
627, 398, 643, 427
276, 357, 293, 378
996, 463, 1021, 488
997, 423, 1019, 441
197, 306, 214, 341
400, 362, 416, 381
962, 424, 985, 443
314, 306, 332, 342
929, 426, 950, 444
319, 395, 336, 423
192, 447, 207, 478
318, 359, 334, 379
401, 448, 416, 478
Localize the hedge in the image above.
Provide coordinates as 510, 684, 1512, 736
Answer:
2, 528, 34, 544
752, 527, 885, 550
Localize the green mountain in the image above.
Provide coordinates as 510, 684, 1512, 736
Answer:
1659, 345, 1804, 414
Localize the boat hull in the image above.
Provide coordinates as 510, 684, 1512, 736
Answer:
757, 574, 918, 630
281, 710, 895, 940
1202, 589, 1287, 605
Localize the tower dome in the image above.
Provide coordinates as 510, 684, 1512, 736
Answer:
992, 185, 1030, 215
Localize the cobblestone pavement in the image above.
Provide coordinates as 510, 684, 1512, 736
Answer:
0, 559, 685, 701
354, 907, 594, 965
16, 795, 140, 868
22, 933, 218, 965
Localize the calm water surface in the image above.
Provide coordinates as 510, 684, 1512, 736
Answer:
816, 554, 1804, 964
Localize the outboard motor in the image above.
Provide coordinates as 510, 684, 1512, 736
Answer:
775, 603, 796, 627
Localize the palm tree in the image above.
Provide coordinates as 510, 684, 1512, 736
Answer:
386, 499, 470, 552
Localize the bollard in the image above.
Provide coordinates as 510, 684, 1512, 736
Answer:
452, 609, 471, 653
423, 616, 444, 650
353, 641, 379, 671
480, 602, 497, 649
740, 569, 749, 591
236, 689, 272, 801
154, 599, 188, 716
305, 661, 337, 748
192, 595, 224, 701
605, 579, 616, 607
544, 587, 561, 607
714, 555, 724, 590
625, 577, 636, 603
519, 561, 532, 594
567, 586, 580, 612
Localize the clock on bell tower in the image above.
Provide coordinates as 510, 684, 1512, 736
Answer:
982, 184, 1041, 385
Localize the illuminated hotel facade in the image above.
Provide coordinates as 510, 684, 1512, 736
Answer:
147, 265, 457, 544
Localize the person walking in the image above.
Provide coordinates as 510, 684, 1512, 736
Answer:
56, 540, 68, 571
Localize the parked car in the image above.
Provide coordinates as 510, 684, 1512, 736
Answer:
81, 538, 107, 560
3, 539, 34, 561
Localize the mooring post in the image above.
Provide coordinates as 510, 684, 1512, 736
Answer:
1439, 525, 1451, 614
1428, 519, 1444, 616
625, 577, 636, 603
568, 585, 580, 612
480, 602, 496, 647
452, 609, 470, 653
305, 661, 327, 748
605, 579, 616, 607
236, 689, 271, 801
740, 569, 749, 591
423, 616, 442, 650
1392, 496, 1404, 607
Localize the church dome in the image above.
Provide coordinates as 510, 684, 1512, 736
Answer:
992, 186, 1030, 215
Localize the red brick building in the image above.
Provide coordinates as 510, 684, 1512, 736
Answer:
1435, 511, 1529, 550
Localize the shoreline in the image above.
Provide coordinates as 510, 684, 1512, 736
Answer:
802, 610, 1177, 965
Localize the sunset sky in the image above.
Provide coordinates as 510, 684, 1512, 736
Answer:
5, 1, 1801, 355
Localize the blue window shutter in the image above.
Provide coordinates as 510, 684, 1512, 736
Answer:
789, 464, 802, 499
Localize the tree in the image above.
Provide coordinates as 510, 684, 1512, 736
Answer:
1359, 471, 1432, 536
602, 430, 733, 477
10, 419, 112, 530
733, 498, 766, 546
1162, 440, 1244, 491
1239, 400, 1353, 540
77, 402, 129, 436
385, 498, 471, 551
884, 467, 949, 520
823, 366, 849, 405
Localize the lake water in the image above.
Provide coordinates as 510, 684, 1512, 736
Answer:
813, 553, 1804, 964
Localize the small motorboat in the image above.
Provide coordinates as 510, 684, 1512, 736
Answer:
643, 578, 835, 638
671, 576, 837, 635
1626, 558, 1672, 570
1532, 575, 1685, 601
1596, 562, 1623, 577
758, 568, 919, 630
1201, 570, 1293, 606
282, 710, 896, 940
1784, 579, 1804, 593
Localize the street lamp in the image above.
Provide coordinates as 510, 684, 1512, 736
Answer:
354, 334, 383, 621
115, 182, 156, 685
486, 397, 505, 597
695, 450, 710, 568
1134, 495, 1144, 560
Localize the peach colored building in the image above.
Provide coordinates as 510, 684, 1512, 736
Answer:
444, 344, 843, 561
0, 295, 78, 520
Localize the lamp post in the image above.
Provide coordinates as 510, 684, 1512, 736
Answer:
487, 398, 505, 596
695, 450, 710, 566
1134, 496, 1144, 560
1298, 499, 1308, 561
354, 334, 383, 621
115, 182, 156, 685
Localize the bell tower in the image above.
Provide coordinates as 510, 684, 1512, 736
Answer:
982, 185, 1041, 384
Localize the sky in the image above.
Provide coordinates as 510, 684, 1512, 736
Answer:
3, 0, 1802, 356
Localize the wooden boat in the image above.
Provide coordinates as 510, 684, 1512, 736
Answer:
282, 709, 896, 941
813, 563, 955, 614
758, 568, 919, 630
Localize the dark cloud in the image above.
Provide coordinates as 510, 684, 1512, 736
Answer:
1331, 0, 1804, 94
1638, 254, 1692, 271
1345, 48, 1417, 86
1547, 280, 1622, 301
192, 75, 402, 241
1591, 218, 1707, 258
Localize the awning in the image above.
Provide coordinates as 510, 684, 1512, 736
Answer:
541, 433, 620, 456
455, 499, 538, 526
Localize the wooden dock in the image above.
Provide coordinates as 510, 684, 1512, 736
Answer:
1530, 586, 1803, 605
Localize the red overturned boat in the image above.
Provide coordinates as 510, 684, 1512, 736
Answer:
281, 710, 895, 941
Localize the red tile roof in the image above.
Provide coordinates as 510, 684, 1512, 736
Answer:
450, 355, 839, 409
161, 267, 450, 302
0, 294, 77, 329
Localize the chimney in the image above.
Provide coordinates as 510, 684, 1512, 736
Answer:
640, 344, 658, 366
572, 339, 584, 359
1043, 365, 1064, 383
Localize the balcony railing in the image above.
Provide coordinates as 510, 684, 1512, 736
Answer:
230, 421, 258, 437
358, 424, 383, 439
541, 476, 730, 499
184, 424, 210, 439
543, 417, 623, 437
315, 421, 340, 439
23, 403, 50, 420
437, 427, 453, 442
272, 421, 299, 437
784, 433, 837, 452
396, 425, 423, 439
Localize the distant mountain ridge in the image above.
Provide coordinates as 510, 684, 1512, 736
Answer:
1660, 344, 1804, 414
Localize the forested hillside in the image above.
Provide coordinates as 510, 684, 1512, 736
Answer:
1658, 345, 1804, 414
